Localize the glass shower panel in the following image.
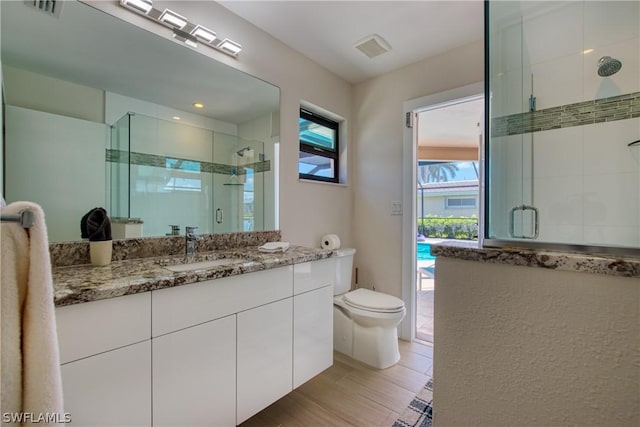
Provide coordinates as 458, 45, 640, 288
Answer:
486, 1, 640, 253
212, 133, 264, 233
487, 2, 534, 240
109, 113, 131, 219
128, 113, 214, 237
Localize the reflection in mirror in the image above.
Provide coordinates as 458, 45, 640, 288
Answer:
1, 1, 280, 243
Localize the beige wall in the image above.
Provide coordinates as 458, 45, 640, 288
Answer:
352, 41, 483, 295
433, 257, 639, 426
89, 0, 354, 249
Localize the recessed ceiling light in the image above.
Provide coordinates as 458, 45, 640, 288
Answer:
159, 9, 188, 29
193, 102, 204, 109
120, 0, 153, 14
191, 25, 217, 44
172, 116, 181, 120
583, 48, 594, 54
217, 39, 242, 56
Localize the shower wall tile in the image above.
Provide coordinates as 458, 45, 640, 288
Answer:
583, 118, 640, 174
583, 1, 639, 50
490, 69, 527, 117
531, 53, 583, 110
583, 172, 639, 227
534, 126, 583, 178
106, 149, 271, 176
537, 224, 584, 246
534, 175, 584, 227
522, 1, 583, 66
583, 225, 640, 248
492, 91, 640, 137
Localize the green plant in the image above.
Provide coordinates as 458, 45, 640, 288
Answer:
417, 215, 478, 240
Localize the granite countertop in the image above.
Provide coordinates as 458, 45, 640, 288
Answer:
53, 245, 334, 307
430, 240, 640, 278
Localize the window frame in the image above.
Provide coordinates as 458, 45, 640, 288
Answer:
445, 196, 477, 209
299, 108, 340, 183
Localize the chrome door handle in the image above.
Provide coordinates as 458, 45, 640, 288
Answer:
509, 205, 539, 239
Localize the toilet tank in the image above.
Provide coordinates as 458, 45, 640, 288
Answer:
334, 248, 356, 295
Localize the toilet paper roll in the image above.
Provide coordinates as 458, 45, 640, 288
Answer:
321, 234, 341, 250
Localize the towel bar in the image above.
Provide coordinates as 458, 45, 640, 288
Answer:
1, 210, 34, 228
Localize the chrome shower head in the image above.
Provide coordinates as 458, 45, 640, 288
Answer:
597, 56, 622, 77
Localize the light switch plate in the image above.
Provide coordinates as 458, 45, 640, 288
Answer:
391, 201, 402, 215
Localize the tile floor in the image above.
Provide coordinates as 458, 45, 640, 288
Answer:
241, 340, 434, 427
416, 277, 434, 343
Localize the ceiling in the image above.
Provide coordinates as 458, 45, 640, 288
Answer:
418, 97, 484, 148
1, 1, 279, 124
219, 1, 484, 84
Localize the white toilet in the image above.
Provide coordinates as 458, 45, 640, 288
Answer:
333, 248, 406, 369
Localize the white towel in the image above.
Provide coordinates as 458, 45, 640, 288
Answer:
1, 202, 64, 425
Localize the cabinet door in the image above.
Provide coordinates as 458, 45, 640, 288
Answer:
56, 292, 151, 364
153, 315, 236, 427
237, 298, 293, 424
293, 285, 334, 388
61, 341, 151, 426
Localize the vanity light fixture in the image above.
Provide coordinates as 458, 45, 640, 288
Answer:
159, 9, 188, 29
217, 38, 242, 56
119, 0, 242, 58
173, 29, 198, 48
190, 25, 217, 44
120, 0, 153, 14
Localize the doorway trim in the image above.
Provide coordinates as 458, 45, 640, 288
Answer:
400, 82, 484, 341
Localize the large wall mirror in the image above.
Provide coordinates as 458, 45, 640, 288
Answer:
1, 1, 280, 242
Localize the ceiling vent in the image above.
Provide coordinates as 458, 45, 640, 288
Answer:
24, 0, 63, 18
354, 34, 392, 59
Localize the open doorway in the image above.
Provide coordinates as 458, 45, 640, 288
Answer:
414, 97, 483, 343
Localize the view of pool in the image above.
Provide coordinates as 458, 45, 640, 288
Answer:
417, 242, 436, 261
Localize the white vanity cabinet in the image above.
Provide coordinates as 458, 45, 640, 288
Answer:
293, 259, 335, 388
60, 341, 151, 426
56, 258, 334, 426
56, 293, 152, 426
237, 298, 293, 424
152, 315, 236, 427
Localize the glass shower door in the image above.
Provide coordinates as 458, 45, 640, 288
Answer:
485, 0, 640, 254
212, 133, 264, 233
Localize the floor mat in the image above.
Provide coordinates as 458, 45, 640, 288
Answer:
391, 378, 433, 427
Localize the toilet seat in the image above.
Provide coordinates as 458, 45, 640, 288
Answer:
343, 288, 405, 314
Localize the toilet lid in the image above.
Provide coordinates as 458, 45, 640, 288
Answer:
344, 288, 405, 313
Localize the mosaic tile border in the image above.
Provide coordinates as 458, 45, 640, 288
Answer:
106, 149, 270, 175
492, 91, 640, 137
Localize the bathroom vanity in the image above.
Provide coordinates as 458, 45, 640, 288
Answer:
53, 243, 334, 426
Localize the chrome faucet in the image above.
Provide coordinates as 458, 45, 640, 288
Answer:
167, 224, 181, 236
185, 226, 203, 256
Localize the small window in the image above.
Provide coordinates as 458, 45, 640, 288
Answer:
299, 109, 339, 183
445, 197, 476, 209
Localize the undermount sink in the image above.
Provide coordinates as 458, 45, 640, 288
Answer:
162, 258, 247, 272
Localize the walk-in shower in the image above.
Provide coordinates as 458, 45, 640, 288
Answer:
485, 0, 640, 255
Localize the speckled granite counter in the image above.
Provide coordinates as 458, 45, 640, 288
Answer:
53, 245, 333, 307
431, 240, 640, 278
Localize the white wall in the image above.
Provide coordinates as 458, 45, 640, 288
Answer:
89, 0, 354, 249
352, 41, 483, 295
5, 106, 107, 242
434, 257, 639, 426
